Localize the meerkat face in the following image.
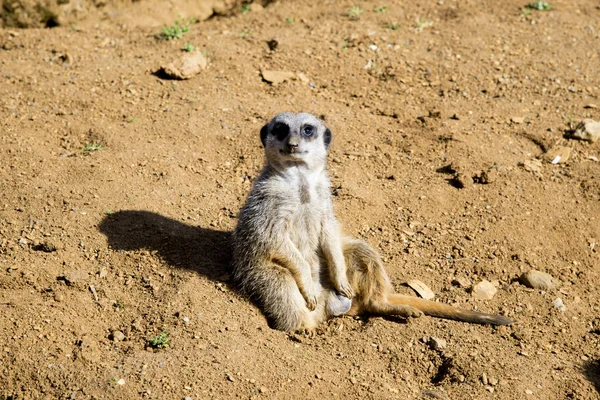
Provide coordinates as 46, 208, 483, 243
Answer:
260, 113, 332, 167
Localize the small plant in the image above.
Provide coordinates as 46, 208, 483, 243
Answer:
415, 18, 433, 32
239, 29, 251, 39
148, 331, 170, 349
373, 6, 388, 13
520, 7, 532, 16
348, 6, 363, 20
183, 43, 196, 52
285, 17, 294, 24
82, 142, 103, 155
526, 1, 551, 10
385, 23, 400, 30
159, 19, 191, 40
241, 3, 251, 14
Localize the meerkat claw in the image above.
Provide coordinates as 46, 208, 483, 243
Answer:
305, 294, 318, 311
337, 282, 354, 299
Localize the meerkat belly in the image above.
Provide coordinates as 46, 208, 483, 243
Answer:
288, 204, 322, 257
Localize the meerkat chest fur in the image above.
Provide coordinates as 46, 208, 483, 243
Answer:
277, 166, 331, 254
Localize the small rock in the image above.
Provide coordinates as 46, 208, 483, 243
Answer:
552, 297, 566, 312
584, 104, 598, 109
266, 39, 278, 51
18, 238, 28, 246
111, 330, 126, 342
511, 116, 525, 124
32, 241, 58, 252
226, 373, 235, 382
474, 168, 497, 184
521, 159, 542, 174
261, 70, 295, 85
454, 171, 473, 188
184, 397, 193, 400
429, 337, 446, 350
160, 51, 208, 80
117, 378, 125, 385
471, 280, 497, 300
520, 270, 554, 290
297, 72, 309, 83
481, 372, 488, 385
54, 293, 65, 302
525, 389, 533, 395
58, 270, 88, 286
544, 145, 572, 164
258, 387, 267, 393
568, 118, 600, 143
406, 280, 435, 300
452, 277, 471, 289
489, 377, 498, 386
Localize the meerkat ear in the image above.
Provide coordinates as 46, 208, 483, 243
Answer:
260, 124, 269, 147
323, 128, 332, 148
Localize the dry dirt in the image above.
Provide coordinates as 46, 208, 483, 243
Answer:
1, 0, 600, 399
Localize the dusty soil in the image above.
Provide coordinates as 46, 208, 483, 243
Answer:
1, 0, 600, 399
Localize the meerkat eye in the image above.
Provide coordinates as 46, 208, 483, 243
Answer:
301, 125, 315, 138
272, 123, 290, 141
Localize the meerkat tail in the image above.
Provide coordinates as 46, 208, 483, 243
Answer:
388, 294, 512, 325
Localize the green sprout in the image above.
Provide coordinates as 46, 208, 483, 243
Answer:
159, 19, 191, 40
183, 43, 196, 52
526, 1, 551, 10
348, 6, 363, 20
148, 331, 170, 349
82, 143, 103, 155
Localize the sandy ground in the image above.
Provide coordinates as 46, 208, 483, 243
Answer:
1, 0, 600, 399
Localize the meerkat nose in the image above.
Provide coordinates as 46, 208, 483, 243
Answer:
286, 141, 299, 151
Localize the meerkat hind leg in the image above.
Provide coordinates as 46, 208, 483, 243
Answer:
341, 238, 422, 319
249, 262, 324, 332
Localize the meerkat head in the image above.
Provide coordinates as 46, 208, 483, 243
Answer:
260, 112, 332, 170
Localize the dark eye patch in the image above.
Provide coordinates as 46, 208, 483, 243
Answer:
301, 125, 315, 138
272, 123, 290, 141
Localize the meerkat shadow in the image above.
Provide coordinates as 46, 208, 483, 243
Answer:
582, 359, 600, 393
98, 210, 233, 281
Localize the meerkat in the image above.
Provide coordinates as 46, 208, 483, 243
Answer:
232, 112, 512, 332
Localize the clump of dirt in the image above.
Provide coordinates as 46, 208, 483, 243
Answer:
1, 0, 246, 28
1, 0, 600, 399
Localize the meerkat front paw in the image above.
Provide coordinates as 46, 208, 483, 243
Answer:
335, 280, 354, 299
303, 290, 318, 311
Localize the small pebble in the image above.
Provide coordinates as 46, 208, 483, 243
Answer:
471, 280, 497, 300
451, 277, 471, 289
429, 337, 446, 350
407, 279, 435, 300
54, 293, 65, 302
117, 379, 125, 385
511, 116, 525, 124
553, 298, 566, 312
520, 270, 554, 290
481, 372, 488, 385
111, 330, 126, 341
184, 397, 193, 400
568, 118, 600, 142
